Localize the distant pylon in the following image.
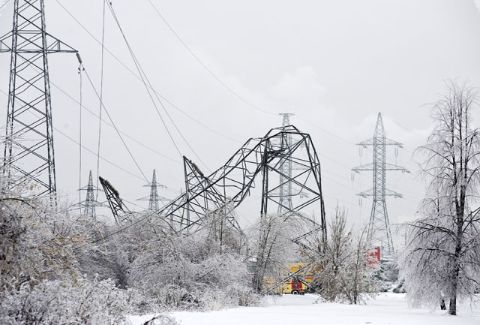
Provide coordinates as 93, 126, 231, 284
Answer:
139, 169, 168, 212
278, 113, 294, 214
149, 169, 160, 211
0, 0, 77, 197
352, 113, 408, 256
83, 171, 96, 219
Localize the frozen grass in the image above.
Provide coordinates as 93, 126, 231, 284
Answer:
128, 293, 480, 325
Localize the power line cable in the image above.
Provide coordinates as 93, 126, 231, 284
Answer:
82, 65, 149, 182
0, 87, 149, 184
0, 0, 10, 12
96, 0, 107, 197
105, 0, 184, 159
106, 1, 211, 171
53, 0, 241, 145
78, 63, 83, 206
47, 81, 180, 164
146, 0, 275, 117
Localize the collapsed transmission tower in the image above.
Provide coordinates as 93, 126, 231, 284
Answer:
100, 126, 327, 246
154, 125, 327, 245
278, 113, 294, 214
352, 113, 408, 255
99, 176, 130, 225
0, 0, 76, 197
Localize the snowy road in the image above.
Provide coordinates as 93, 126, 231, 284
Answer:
129, 293, 480, 325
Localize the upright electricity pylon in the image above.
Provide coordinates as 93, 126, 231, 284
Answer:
278, 113, 294, 214
148, 169, 160, 211
139, 169, 167, 212
352, 113, 408, 256
80, 170, 97, 219
0, 0, 76, 197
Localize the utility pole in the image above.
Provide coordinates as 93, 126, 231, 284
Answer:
278, 113, 294, 215
352, 113, 408, 256
0, 0, 76, 197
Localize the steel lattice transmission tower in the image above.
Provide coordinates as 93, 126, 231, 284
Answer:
80, 170, 97, 219
139, 169, 167, 212
0, 0, 76, 197
278, 113, 294, 214
352, 113, 408, 255
148, 170, 160, 211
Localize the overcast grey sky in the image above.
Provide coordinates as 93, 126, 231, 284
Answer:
1, 0, 480, 233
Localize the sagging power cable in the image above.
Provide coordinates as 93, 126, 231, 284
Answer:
54, 0, 240, 145
146, 0, 275, 117
79, 59, 149, 183
105, 0, 184, 159
95, 0, 107, 197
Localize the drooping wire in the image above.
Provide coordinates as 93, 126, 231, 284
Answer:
146, 0, 275, 117
48, 80, 180, 165
105, 0, 183, 158
54, 0, 240, 145
82, 66, 149, 183
0, 87, 147, 184
78, 62, 84, 206
0, 0, 11, 12
106, 1, 210, 170
95, 0, 107, 197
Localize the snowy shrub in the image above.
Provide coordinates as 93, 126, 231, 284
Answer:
0, 198, 82, 292
303, 208, 378, 304
128, 230, 257, 310
224, 283, 260, 307
0, 277, 135, 324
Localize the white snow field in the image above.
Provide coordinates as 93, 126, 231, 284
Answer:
128, 293, 480, 325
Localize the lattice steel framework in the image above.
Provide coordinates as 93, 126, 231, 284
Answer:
0, 0, 76, 197
352, 113, 408, 255
80, 170, 97, 219
100, 126, 327, 247
148, 170, 160, 211
157, 125, 327, 245
278, 113, 294, 214
99, 176, 130, 225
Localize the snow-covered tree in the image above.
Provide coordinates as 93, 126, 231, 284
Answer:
307, 208, 376, 304
251, 213, 299, 293
403, 83, 480, 315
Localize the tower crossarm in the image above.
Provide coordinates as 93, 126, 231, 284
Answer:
0, 30, 77, 54
357, 188, 402, 198
352, 163, 374, 173
352, 163, 409, 173
356, 137, 404, 148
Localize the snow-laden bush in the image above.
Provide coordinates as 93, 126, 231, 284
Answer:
0, 277, 137, 324
129, 231, 259, 310
302, 208, 378, 304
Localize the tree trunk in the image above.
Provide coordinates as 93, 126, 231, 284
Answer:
449, 296, 457, 315
440, 299, 446, 310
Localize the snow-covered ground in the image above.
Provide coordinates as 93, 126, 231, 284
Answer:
128, 293, 480, 325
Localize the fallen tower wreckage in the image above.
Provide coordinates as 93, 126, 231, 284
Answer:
100, 125, 327, 249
